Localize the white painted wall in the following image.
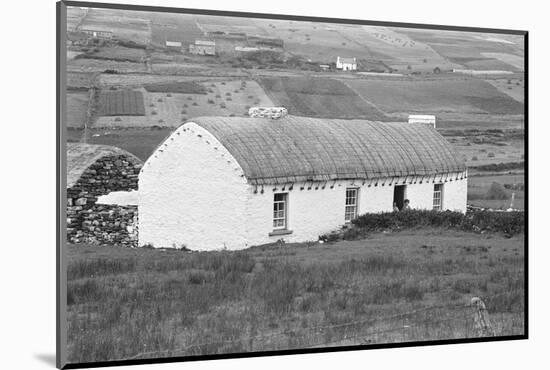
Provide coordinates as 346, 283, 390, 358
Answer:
138, 122, 249, 250
243, 173, 467, 247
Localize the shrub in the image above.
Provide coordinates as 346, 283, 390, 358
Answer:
166, 93, 172, 97
226, 97, 232, 101
181, 109, 187, 114
220, 103, 227, 108
488, 152, 495, 158
471, 156, 478, 161
157, 98, 163, 102
192, 102, 198, 106
208, 99, 215, 104
486, 182, 509, 200
346, 209, 523, 237
151, 110, 157, 115
114, 117, 122, 122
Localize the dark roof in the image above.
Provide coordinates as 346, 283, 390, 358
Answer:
67, 143, 142, 188
188, 116, 466, 185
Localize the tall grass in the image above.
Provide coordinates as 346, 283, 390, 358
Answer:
67, 232, 524, 363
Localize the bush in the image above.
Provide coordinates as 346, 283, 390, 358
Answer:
488, 152, 495, 158
486, 182, 509, 200
343, 209, 524, 238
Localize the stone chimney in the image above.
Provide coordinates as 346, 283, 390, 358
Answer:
248, 107, 288, 119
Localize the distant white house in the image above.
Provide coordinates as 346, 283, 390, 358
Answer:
319, 64, 331, 71
138, 114, 467, 251
336, 56, 357, 71
81, 29, 113, 39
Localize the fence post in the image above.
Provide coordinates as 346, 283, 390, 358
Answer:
471, 297, 494, 337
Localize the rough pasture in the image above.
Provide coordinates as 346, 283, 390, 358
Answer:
66, 229, 524, 363
345, 78, 524, 115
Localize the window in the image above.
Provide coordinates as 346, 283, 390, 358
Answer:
273, 193, 288, 229
433, 184, 443, 210
345, 188, 359, 223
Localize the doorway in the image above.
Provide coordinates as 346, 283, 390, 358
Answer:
393, 185, 406, 210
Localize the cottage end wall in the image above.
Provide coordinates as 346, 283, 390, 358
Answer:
138, 123, 249, 250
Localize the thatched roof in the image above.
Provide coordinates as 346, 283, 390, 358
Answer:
67, 143, 142, 188
188, 116, 466, 186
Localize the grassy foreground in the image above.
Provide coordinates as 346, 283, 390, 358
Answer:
66, 229, 524, 363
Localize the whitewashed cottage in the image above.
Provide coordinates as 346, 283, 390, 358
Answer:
138, 114, 467, 251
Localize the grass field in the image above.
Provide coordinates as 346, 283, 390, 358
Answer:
345, 78, 524, 115
468, 174, 525, 210
66, 229, 524, 363
67, 92, 89, 128
80, 8, 151, 44
258, 77, 387, 120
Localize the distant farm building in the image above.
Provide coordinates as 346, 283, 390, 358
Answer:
319, 64, 331, 71
67, 143, 142, 246
408, 114, 437, 128
336, 56, 357, 71
165, 41, 182, 49
139, 115, 467, 251
81, 29, 113, 39
189, 40, 216, 55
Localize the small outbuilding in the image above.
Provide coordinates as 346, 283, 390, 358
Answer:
67, 143, 142, 246
138, 115, 467, 251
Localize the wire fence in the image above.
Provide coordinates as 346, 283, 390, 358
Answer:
127, 289, 524, 360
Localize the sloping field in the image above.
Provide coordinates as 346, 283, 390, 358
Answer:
99, 90, 145, 116
258, 77, 388, 120
345, 78, 524, 115
80, 8, 150, 44
147, 12, 203, 47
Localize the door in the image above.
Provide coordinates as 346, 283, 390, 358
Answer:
393, 185, 406, 210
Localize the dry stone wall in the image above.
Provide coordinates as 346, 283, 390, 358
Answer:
67, 154, 141, 246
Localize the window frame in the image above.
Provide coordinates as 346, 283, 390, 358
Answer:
345, 187, 359, 223
273, 193, 288, 230
433, 183, 443, 211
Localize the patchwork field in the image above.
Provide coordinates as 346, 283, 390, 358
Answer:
98, 90, 146, 116
66, 229, 524, 363
258, 77, 387, 120
93, 80, 274, 128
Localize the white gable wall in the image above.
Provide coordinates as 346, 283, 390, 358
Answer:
138, 122, 249, 250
